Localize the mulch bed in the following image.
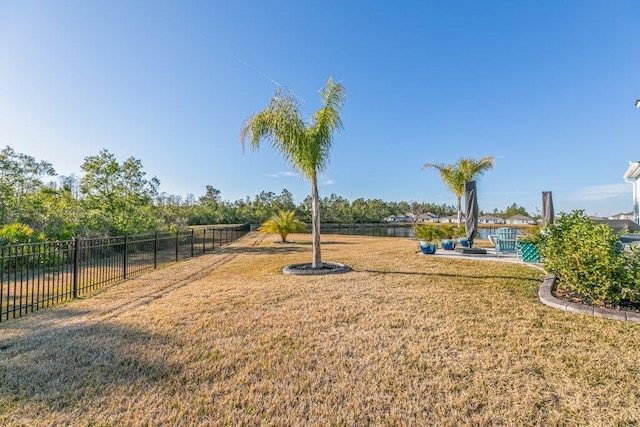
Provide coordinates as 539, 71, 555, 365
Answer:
553, 285, 640, 313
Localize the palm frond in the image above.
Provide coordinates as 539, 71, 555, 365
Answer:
423, 163, 465, 197
258, 209, 306, 242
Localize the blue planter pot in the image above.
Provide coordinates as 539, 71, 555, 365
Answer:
441, 239, 456, 250
458, 238, 470, 248
418, 242, 437, 254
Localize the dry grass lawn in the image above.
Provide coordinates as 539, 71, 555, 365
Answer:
1, 232, 640, 426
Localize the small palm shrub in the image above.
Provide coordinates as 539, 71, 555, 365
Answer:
439, 224, 455, 240
415, 224, 443, 243
258, 210, 306, 243
539, 210, 640, 304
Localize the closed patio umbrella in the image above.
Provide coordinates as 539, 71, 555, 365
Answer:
542, 191, 554, 226
464, 180, 478, 247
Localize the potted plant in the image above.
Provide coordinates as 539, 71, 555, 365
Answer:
453, 225, 470, 247
415, 224, 442, 254
440, 224, 457, 250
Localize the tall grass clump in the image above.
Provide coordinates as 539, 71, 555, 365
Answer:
539, 210, 640, 304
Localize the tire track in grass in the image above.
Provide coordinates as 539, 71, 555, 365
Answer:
0, 233, 268, 331
86, 233, 269, 322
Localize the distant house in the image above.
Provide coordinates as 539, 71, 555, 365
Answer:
593, 218, 640, 233
478, 215, 505, 224
385, 214, 410, 223
505, 214, 534, 225
623, 161, 640, 225
384, 213, 415, 223
609, 212, 634, 221
440, 214, 464, 224
417, 212, 439, 223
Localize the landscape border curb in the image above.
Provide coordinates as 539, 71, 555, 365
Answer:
425, 249, 640, 323
538, 275, 640, 323
283, 262, 351, 275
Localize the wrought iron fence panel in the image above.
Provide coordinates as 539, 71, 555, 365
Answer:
0, 224, 249, 322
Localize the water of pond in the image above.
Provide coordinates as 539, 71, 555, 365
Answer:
319, 224, 506, 240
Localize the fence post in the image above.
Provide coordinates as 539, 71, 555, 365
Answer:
212, 229, 215, 251
175, 231, 179, 262
0, 246, 3, 322
191, 229, 194, 258
73, 237, 79, 299
153, 232, 158, 269
123, 235, 128, 279
202, 229, 206, 253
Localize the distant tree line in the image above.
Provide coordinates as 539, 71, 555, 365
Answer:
0, 146, 529, 242
490, 203, 533, 220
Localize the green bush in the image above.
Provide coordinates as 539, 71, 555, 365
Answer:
0, 223, 45, 246
539, 210, 640, 304
0, 223, 51, 273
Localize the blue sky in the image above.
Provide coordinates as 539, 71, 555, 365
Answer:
1, 1, 639, 217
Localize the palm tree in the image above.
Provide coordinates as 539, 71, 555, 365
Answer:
422, 156, 495, 226
241, 77, 346, 268
258, 210, 306, 243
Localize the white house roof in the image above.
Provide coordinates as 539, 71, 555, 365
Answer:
443, 214, 463, 220
610, 212, 634, 217
417, 212, 438, 219
507, 214, 533, 220
623, 161, 640, 180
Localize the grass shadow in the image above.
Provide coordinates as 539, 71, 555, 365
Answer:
0, 310, 181, 413
355, 268, 542, 283
217, 245, 307, 255
290, 240, 357, 246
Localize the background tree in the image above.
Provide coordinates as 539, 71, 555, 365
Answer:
0, 146, 56, 226
422, 156, 495, 226
273, 189, 296, 213
252, 191, 277, 223
503, 203, 530, 219
23, 185, 82, 239
298, 196, 313, 224
241, 77, 346, 268
187, 185, 223, 225
80, 150, 160, 236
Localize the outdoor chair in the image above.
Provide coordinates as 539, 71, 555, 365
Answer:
494, 227, 519, 257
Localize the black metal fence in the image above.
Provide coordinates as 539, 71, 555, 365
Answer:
0, 224, 250, 322
320, 223, 415, 238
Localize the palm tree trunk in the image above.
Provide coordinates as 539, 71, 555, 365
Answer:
456, 196, 462, 227
310, 174, 322, 268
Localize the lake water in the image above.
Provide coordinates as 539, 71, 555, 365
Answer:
319, 224, 507, 240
